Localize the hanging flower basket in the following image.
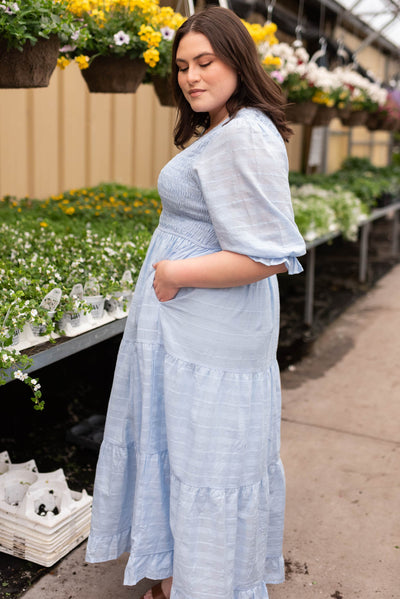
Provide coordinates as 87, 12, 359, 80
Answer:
336, 106, 351, 122
81, 56, 147, 94
151, 75, 175, 107
312, 105, 337, 127
366, 112, 385, 131
340, 110, 368, 127
284, 101, 318, 125
0, 36, 60, 89
380, 114, 400, 132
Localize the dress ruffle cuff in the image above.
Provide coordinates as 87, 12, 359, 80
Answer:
250, 255, 304, 275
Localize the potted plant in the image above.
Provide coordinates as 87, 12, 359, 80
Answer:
0, 0, 73, 88
143, 5, 185, 106
260, 42, 319, 125
59, 0, 184, 94
307, 67, 342, 127
333, 67, 388, 127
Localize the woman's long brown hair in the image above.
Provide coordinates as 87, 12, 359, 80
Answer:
171, 6, 293, 148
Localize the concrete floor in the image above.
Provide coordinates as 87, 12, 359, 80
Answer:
21, 264, 400, 599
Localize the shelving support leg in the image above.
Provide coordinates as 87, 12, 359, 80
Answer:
359, 222, 371, 283
304, 246, 316, 326
391, 208, 399, 257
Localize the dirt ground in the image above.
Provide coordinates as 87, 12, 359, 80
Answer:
0, 216, 398, 598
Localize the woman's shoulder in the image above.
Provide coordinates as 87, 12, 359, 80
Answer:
194, 107, 288, 172
201, 108, 285, 156
227, 108, 283, 141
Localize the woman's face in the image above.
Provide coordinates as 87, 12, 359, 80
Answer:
176, 31, 238, 129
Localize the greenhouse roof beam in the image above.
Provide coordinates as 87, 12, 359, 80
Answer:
316, 0, 400, 55
353, 12, 399, 54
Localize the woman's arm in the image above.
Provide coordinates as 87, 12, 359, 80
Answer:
153, 251, 287, 302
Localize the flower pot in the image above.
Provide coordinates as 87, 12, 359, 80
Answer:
380, 115, 400, 131
312, 105, 337, 127
57, 311, 82, 331
336, 106, 351, 121
284, 101, 318, 125
83, 295, 105, 319
105, 290, 133, 316
30, 323, 48, 337
366, 112, 385, 131
30, 310, 55, 337
151, 75, 175, 107
340, 110, 367, 127
0, 36, 60, 89
11, 329, 20, 346
81, 56, 147, 93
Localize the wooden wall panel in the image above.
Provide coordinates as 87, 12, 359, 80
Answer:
61, 65, 87, 192
132, 84, 158, 188
0, 68, 178, 199
87, 93, 113, 186
112, 94, 135, 184
0, 90, 29, 198
31, 83, 59, 197
287, 124, 303, 172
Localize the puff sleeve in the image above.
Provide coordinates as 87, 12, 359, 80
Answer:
194, 113, 306, 274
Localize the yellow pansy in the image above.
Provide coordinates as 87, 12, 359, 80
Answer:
143, 47, 160, 67
262, 55, 282, 68
75, 55, 90, 70
57, 57, 71, 70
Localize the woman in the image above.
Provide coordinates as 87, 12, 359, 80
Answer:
86, 7, 306, 599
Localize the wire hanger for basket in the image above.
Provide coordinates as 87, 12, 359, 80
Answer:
265, 0, 276, 24
310, 1, 327, 64
175, 0, 195, 17
293, 0, 305, 48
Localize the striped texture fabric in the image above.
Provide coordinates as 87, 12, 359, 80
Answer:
86, 108, 306, 598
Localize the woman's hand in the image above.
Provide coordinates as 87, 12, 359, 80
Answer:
153, 260, 180, 302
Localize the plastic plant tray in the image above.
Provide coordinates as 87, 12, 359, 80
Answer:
0, 452, 92, 566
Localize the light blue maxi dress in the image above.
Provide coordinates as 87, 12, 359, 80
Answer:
86, 107, 306, 599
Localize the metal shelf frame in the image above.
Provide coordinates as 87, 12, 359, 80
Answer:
303, 201, 400, 325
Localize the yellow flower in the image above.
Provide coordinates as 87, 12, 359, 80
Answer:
57, 57, 71, 70
262, 55, 282, 68
64, 207, 76, 215
139, 24, 162, 48
143, 47, 160, 67
40, 221, 48, 227
75, 55, 90, 70
312, 91, 334, 107
242, 21, 279, 45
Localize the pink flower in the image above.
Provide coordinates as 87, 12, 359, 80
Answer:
271, 70, 284, 83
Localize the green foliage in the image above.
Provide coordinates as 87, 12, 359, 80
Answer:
0, 183, 160, 409
289, 160, 400, 210
0, 0, 73, 51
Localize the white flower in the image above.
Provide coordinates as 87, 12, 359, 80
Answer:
30, 309, 38, 317
114, 31, 130, 46
34, 384, 41, 392
161, 26, 175, 41
30, 379, 37, 386
13, 370, 27, 381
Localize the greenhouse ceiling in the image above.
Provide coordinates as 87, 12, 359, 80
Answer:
333, 0, 400, 50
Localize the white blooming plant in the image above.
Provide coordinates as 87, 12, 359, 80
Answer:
0, 184, 157, 409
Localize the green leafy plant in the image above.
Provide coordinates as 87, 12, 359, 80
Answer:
0, 0, 73, 51
0, 183, 157, 409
